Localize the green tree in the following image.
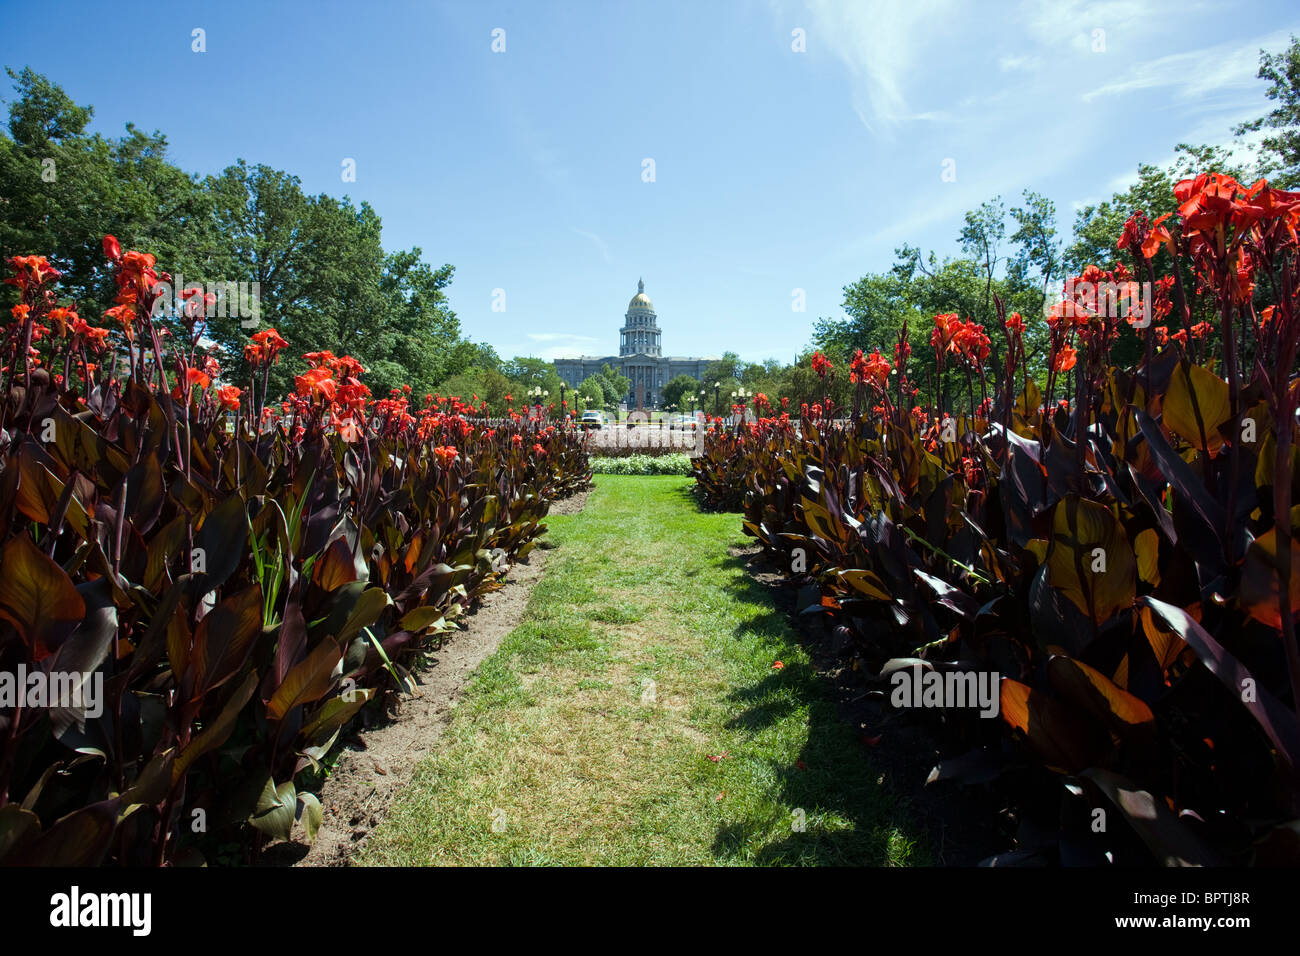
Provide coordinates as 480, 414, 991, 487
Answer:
1236, 35, 1300, 187
502, 356, 564, 400
0, 68, 215, 319
575, 377, 606, 413
660, 373, 699, 410
595, 363, 630, 407
1008, 190, 1062, 316
958, 197, 1007, 329
377, 250, 459, 398
701, 351, 743, 388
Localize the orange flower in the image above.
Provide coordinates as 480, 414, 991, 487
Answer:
295, 366, 336, 401
930, 312, 961, 355
1052, 344, 1077, 373
70, 316, 110, 349
1141, 213, 1173, 260
47, 306, 77, 336
185, 367, 211, 390
4, 254, 59, 292
246, 328, 290, 365
216, 385, 242, 410
862, 348, 891, 387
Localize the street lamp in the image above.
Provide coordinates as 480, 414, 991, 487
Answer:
713, 381, 721, 416
731, 388, 750, 426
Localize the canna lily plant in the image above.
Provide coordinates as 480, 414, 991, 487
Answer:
695, 173, 1300, 866
0, 239, 591, 864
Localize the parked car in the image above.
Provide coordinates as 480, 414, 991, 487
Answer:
580, 410, 605, 429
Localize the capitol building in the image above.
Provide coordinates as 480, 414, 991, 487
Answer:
552, 279, 714, 409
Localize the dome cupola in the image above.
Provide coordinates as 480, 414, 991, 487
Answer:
628, 277, 653, 312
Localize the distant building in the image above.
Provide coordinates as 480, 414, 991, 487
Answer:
552, 279, 714, 408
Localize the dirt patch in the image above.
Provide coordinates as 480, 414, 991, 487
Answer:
732, 543, 1008, 866
547, 487, 590, 516
258, 545, 553, 867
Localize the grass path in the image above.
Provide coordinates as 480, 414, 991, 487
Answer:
358, 475, 926, 865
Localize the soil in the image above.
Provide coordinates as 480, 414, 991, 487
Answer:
546, 487, 590, 516
731, 542, 1009, 866
261, 488, 589, 867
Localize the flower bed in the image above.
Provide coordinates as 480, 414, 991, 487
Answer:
694, 174, 1300, 865
0, 240, 590, 864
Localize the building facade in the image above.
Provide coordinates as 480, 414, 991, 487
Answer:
552, 279, 714, 408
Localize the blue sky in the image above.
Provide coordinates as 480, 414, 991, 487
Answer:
2, 0, 1297, 364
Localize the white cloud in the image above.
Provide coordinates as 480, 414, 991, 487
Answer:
998, 54, 1042, 72
1021, 0, 1152, 53
532, 343, 604, 361
571, 227, 613, 264
800, 0, 958, 131
1080, 30, 1287, 102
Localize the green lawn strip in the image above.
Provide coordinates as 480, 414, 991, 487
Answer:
357, 475, 928, 866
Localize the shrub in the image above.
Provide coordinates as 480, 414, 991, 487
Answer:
591, 453, 693, 475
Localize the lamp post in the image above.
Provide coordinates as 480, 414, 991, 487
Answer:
713, 381, 721, 417
732, 388, 750, 428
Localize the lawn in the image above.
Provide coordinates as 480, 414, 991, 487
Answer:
358, 475, 927, 866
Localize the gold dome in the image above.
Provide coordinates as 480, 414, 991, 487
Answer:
628, 278, 653, 312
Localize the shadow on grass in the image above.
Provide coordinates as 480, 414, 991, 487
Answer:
710, 551, 929, 866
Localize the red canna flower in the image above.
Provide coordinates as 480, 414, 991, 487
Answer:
1141, 213, 1173, 260
216, 385, 241, 410
1052, 344, 1077, 373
